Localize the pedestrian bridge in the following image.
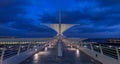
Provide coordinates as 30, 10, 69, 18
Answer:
0, 38, 119, 64
0, 23, 120, 64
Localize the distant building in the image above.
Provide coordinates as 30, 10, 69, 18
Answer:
108, 38, 120, 43
0, 38, 52, 44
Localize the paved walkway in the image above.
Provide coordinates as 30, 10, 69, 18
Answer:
20, 43, 102, 64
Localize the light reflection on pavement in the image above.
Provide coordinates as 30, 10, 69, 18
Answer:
21, 44, 102, 64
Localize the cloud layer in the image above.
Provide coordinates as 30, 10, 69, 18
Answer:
0, 0, 120, 38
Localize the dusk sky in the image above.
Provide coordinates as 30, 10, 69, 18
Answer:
0, 0, 120, 38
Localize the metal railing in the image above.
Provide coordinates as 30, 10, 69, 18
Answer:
81, 43, 120, 60
0, 41, 47, 64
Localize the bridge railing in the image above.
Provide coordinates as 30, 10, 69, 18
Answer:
0, 41, 48, 64
81, 43, 120, 60
66, 40, 120, 64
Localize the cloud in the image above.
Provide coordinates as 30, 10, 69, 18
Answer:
0, 0, 28, 24
38, 0, 120, 38
97, 0, 120, 7
11, 18, 54, 32
0, 18, 56, 38
0, 0, 57, 38
0, 0, 120, 38
40, 9, 120, 26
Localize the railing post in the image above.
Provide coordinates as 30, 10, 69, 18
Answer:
70, 43, 72, 48
99, 44, 103, 55
90, 43, 93, 51
115, 47, 120, 64
79, 42, 81, 47
17, 44, 21, 55
0, 48, 5, 64
27, 43, 30, 50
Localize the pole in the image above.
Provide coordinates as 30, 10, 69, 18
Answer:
17, 44, 21, 55
90, 43, 93, 51
99, 44, 103, 55
115, 47, 120, 64
59, 11, 61, 39
27, 43, 30, 50
0, 48, 5, 64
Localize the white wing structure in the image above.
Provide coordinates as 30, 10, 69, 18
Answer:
45, 24, 77, 35
45, 24, 59, 34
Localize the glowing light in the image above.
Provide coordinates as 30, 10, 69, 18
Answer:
109, 46, 112, 48
34, 46, 37, 48
48, 44, 52, 48
45, 47, 48, 51
33, 51, 50, 63
35, 49, 37, 51
34, 54, 39, 63
76, 49, 80, 57
96, 46, 99, 48
9, 46, 12, 48
21, 46, 24, 48
84, 45, 87, 48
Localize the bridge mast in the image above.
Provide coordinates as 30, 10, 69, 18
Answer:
59, 11, 62, 39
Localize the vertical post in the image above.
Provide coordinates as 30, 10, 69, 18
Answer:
83, 42, 86, 48
84, 42, 86, 47
0, 48, 5, 64
79, 41, 81, 47
90, 43, 93, 51
99, 44, 103, 55
17, 44, 21, 55
58, 42, 62, 57
80, 42, 82, 47
27, 43, 30, 50
59, 11, 61, 39
115, 47, 120, 64
80, 41, 82, 47
70, 43, 72, 48
78, 41, 80, 48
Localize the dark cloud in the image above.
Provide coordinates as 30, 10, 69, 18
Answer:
0, 18, 56, 38
40, 13, 58, 23
11, 19, 54, 32
40, 11, 89, 24
0, 0, 29, 24
68, 26, 117, 33
0, 25, 55, 38
97, 0, 120, 7
0, 0, 120, 38
40, 9, 120, 26
39, 0, 120, 38
0, 0, 56, 37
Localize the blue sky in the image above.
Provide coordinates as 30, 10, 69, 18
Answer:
0, 0, 120, 38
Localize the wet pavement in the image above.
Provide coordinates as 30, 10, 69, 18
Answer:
20, 43, 102, 64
